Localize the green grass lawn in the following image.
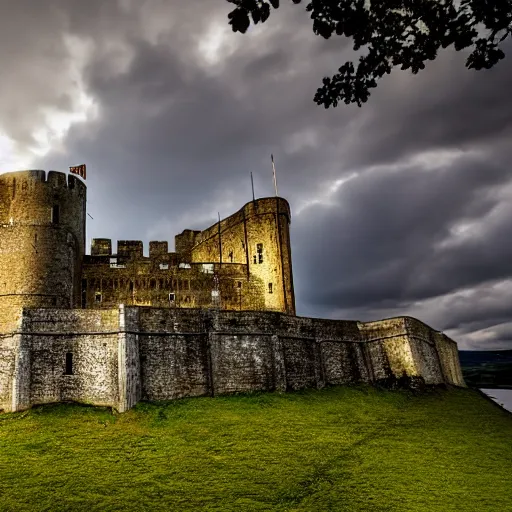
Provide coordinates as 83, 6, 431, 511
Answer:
1, 386, 511, 512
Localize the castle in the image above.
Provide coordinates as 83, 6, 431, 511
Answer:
0, 170, 465, 414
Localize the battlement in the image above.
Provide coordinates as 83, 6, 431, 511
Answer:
90, 239, 174, 259
0, 170, 86, 194
91, 238, 112, 256
149, 241, 168, 257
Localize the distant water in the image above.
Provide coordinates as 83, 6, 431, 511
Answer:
480, 389, 512, 413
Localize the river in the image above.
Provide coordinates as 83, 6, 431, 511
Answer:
480, 389, 512, 413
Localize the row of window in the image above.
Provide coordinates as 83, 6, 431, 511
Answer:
92, 291, 199, 304
84, 277, 191, 291
225, 243, 265, 265
91, 282, 272, 304
84, 278, 252, 292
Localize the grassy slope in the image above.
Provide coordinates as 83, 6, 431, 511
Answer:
1, 386, 511, 512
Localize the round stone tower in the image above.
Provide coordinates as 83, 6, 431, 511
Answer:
0, 170, 86, 332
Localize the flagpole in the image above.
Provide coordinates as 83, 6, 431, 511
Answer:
271, 154, 278, 197
250, 172, 255, 202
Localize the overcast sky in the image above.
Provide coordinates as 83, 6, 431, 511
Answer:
1, 0, 511, 350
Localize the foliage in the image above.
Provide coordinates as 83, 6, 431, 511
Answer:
1, 386, 512, 511
227, 0, 512, 107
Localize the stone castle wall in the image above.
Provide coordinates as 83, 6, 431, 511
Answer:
81, 198, 294, 315
0, 307, 465, 413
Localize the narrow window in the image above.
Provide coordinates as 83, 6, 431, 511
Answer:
237, 281, 242, 288
129, 281, 134, 292
257, 243, 263, 264
169, 293, 175, 302
268, 283, 273, 294
229, 250, 233, 262
65, 353, 73, 375
95, 292, 102, 303
253, 255, 257, 264
81, 279, 87, 308
51, 205, 60, 224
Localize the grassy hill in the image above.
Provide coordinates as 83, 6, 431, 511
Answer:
1, 385, 511, 512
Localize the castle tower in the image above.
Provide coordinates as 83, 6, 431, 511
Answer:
0, 170, 86, 332
242, 197, 295, 315
188, 197, 295, 315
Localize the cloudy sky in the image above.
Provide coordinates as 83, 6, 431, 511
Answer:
1, 0, 511, 350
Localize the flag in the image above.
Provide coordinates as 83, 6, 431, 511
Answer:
69, 164, 86, 180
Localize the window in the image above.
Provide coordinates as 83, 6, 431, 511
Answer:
95, 292, 102, 303
65, 353, 73, 375
268, 283, 273, 294
169, 293, 175, 302
159, 263, 169, 270
228, 250, 233, 262
257, 243, 263, 264
253, 255, 257, 264
81, 279, 87, 308
129, 281, 134, 292
51, 205, 60, 224
237, 281, 242, 288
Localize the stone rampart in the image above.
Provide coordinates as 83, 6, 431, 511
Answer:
0, 307, 465, 413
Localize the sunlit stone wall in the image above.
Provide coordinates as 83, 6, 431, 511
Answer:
0, 308, 465, 414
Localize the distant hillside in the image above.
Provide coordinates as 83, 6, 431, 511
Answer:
459, 350, 512, 389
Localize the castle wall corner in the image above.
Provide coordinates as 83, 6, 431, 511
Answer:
118, 305, 141, 412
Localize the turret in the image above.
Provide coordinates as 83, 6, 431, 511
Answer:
0, 170, 86, 331
189, 197, 295, 315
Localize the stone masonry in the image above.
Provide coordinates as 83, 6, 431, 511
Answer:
0, 170, 465, 413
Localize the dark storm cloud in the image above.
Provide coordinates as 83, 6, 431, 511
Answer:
295, 151, 512, 303
2, 0, 512, 349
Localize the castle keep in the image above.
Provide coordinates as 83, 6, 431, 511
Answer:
0, 170, 465, 414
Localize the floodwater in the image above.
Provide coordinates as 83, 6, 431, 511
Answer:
480, 389, 512, 414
